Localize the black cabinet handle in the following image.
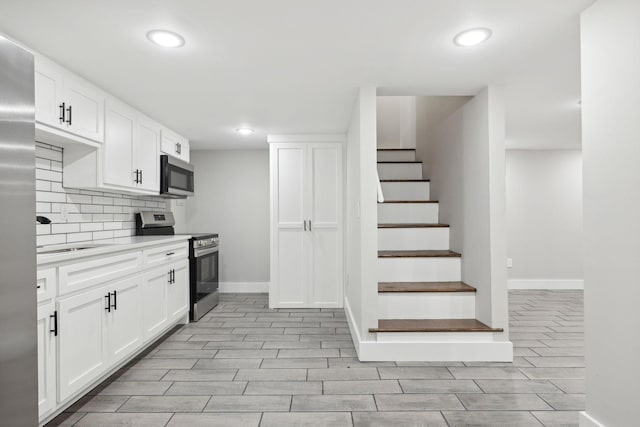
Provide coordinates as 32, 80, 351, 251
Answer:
59, 102, 66, 124
111, 290, 117, 311
139, 169, 142, 184
168, 270, 173, 284
66, 104, 72, 125
49, 311, 58, 336
134, 169, 141, 184
105, 293, 111, 312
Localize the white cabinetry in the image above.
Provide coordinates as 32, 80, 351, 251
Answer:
168, 260, 189, 322
103, 98, 137, 188
161, 127, 190, 163
57, 284, 110, 402
34, 54, 104, 144
37, 301, 56, 418
106, 276, 144, 366
136, 115, 161, 192
142, 267, 170, 340
269, 141, 343, 308
37, 239, 190, 424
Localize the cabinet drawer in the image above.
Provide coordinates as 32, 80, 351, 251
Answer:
142, 242, 188, 268
58, 252, 142, 296
37, 268, 57, 302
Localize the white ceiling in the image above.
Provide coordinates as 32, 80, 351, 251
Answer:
0, 0, 594, 150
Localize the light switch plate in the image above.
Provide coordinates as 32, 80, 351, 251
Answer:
507, 258, 513, 268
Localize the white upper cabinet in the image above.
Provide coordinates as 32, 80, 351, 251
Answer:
34, 54, 104, 143
103, 98, 137, 188
269, 141, 344, 308
136, 115, 161, 192
161, 127, 190, 163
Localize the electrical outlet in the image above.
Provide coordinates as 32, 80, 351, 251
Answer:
60, 204, 69, 221
507, 258, 513, 268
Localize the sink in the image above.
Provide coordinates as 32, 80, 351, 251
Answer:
38, 246, 96, 254
37, 243, 112, 255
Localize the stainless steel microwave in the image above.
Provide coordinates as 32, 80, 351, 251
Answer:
160, 155, 194, 198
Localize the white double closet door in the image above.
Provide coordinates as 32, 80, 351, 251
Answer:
270, 142, 343, 308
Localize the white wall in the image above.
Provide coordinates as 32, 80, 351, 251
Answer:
345, 87, 379, 351
581, 1, 640, 425
415, 87, 509, 334
180, 150, 270, 290
376, 96, 416, 149
506, 150, 583, 289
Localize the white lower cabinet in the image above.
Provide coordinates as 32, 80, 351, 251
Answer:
39, 241, 190, 423
168, 260, 189, 322
57, 285, 109, 402
106, 276, 143, 366
142, 267, 170, 340
37, 301, 57, 418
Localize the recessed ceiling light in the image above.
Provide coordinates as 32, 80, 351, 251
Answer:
146, 30, 185, 48
453, 28, 492, 47
236, 128, 254, 135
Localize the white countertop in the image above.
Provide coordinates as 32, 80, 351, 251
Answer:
37, 235, 191, 265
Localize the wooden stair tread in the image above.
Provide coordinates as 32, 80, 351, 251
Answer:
378, 250, 461, 258
380, 179, 430, 182
379, 200, 438, 204
378, 223, 449, 228
378, 282, 476, 293
377, 161, 421, 164
377, 148, 416, 151
369, 319, 503, 333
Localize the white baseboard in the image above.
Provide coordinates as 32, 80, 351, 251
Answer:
508, 279, 584, 290
343, 296, 362, 358
219, 282, 269, 293
580, 412, 606, 427
359, 340, 513, 362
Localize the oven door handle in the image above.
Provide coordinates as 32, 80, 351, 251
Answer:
194, 246, 219, 257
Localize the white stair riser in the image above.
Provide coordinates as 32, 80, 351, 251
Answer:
378, 203, 439, 224
381, 181, 430, 201
378, 227, 449, 250
378, 293, 475, 319
378, 257, 461, 282
374, 332, 497, 343
377, 163, 422, 180
377, 151, 416, 162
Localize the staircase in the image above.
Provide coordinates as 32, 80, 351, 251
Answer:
365, 148, 510, 361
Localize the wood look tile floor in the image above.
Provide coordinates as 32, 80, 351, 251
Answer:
47, 291, 584, 426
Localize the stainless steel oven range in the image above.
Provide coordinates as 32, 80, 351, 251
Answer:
135, 211, 219, 321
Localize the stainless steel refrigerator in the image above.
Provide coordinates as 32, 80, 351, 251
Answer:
0, 37, 37, 425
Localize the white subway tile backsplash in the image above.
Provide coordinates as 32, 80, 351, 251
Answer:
36, 202, 51, 213
51, 223, 80, 234
81, 204, 103, 213
35, 143, 167, 247
93, 230, 114, 240
67, 232, 93, 243
80, 222, 104, 232
36, 169, 62, 182
92, 213, 113, 222
92, 195, 113, 205
36, 191, 66, 203
67, 194, 92, 204
37, 234, 66, 246
36, 180, 51, 191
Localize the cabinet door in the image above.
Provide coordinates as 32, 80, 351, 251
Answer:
107, 277, 143, 366
167, 260, 189, 322
57, 286, 109, 402
34, 55, 65, 129
309, 145, 343, 307
103, 99, 136, 188
136, 116, 160, 192
270, 145, 308, 307
37, 301, 57, 418
63, 75, 105, 142
161, 128, 189, 162
142, 267, 170, 340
